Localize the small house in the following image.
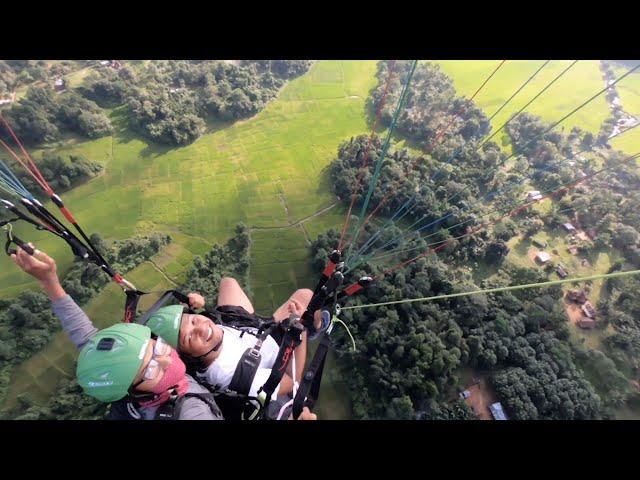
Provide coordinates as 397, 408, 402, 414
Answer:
567, 245, 579, 255
527, 190, 543, 202
0, 96, 12, 106
100, 60, 111, 66
556, 265, 568, 278
459, 390, 471, 399
563, 223, 576, 233
535, 251, 551, 264
577, 317, 597, 329
489, 402, 508, 421
54, 78, 66, 91
581, 301, 596, 319
567, 289, 587, 304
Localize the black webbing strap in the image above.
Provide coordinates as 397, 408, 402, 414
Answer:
259, 316, 304, 407
124, 289, 147, 323
301, 270, 344, 331
135, 290, 186, 325
292, 332, 331, 419
229, 326, 272, 395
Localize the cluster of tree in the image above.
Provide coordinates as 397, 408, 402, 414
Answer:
4, 376, 107, 420
80, 60, 312, 145
330, 134, 515, 264
10, 152, 103, 195
0, 60, 83, 97
0, 233, 171, 410
62, 233, 171, 305
181, 223, 251, 301
600, 275, 640, 379
311, 229, 603, 419
370, 61, 490, 153
2, 86, 112, 145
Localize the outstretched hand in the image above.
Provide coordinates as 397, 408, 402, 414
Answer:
10, 245, 57, 284
10, 245, 66, 300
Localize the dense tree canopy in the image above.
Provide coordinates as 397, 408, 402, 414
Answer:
2, 86, 112, 145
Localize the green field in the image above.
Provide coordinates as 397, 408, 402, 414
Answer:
436, 60, 609, 136
609, 63, 640, 155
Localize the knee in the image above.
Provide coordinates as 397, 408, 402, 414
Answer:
293, 288, 313, 306
220, 277, 239, 288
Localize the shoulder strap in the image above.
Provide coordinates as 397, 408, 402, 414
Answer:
105, 399, 143, 420
228, 326, 272, 395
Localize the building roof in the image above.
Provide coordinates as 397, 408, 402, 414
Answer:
563, 223, 576, 231
567, 289, 587, 303
536, 251, 551, 263
489, 402, 508, 420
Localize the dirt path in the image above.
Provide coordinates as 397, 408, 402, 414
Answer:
248, 201, 338, 232
463, 378, 496, 420
145, 259, 179, 286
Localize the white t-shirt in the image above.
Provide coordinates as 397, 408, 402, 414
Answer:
198, 326, 282, 399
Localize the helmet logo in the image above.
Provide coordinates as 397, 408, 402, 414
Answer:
88, 380, 114, 387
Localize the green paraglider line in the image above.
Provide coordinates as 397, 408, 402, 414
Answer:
341, 269, 640, 310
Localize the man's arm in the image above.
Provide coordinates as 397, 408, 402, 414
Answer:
11, 247, 97, 349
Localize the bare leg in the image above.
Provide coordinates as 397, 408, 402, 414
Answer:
217, 277, 255, 313
273, 289, 313, 384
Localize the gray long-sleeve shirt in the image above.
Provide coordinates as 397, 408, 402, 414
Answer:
51, 294, 223, 420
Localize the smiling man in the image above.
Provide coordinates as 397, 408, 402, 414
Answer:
147, 278, 327, 402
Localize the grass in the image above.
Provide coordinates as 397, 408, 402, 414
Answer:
504, 224, 618, 351
609, 63, 640, 156
436, 60, 609, 135
1, 61, 379, 417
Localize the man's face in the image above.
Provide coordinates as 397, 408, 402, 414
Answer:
179, 313, 223, 357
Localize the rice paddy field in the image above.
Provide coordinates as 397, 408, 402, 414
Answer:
436, 60, 610, 136
2, 59, 639, 419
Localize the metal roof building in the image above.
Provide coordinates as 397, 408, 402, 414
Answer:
489, 402, 508, 420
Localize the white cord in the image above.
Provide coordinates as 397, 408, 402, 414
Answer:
276, 350, 300, 420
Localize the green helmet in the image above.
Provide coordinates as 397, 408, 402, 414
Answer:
76, 323, 151, 403
146, 305, 185, 349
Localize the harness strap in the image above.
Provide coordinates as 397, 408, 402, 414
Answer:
292, 332, 331, 419
259, 315, 304, 408
228, 325, 272, 395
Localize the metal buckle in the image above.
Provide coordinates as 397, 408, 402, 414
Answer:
248, 348, 261, 359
